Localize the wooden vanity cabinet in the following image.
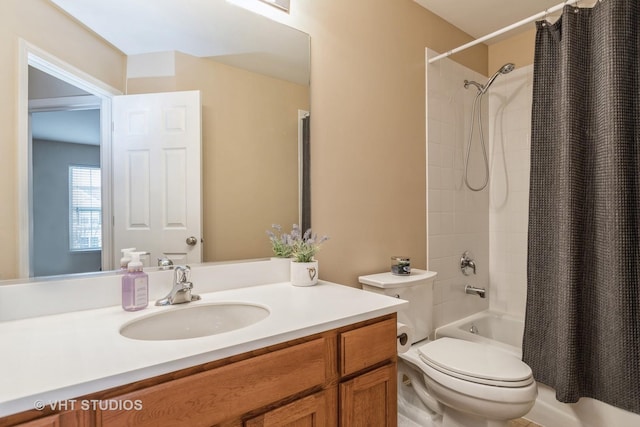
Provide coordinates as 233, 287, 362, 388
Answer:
2, 314, 397, 427
338, 317, 398, 427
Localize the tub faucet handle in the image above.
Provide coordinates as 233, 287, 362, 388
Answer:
461, 251, 477, 275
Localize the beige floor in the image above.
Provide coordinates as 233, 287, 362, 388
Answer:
508, 418, 544, 427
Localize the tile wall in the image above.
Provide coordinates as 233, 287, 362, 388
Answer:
487, 65, 533, 318
427, 52, 534, 326
426, 50, 490, 329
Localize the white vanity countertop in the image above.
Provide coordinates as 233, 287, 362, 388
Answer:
0, 281, 406, 417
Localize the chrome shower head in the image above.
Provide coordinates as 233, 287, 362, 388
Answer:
499, 63, 515, 74
463, 63, 515, 93
483, 62, 515, 92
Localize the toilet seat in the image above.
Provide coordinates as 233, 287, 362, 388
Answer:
417, 337, 534, 388
399, 342, 538, 408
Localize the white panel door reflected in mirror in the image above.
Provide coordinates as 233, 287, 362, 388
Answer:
112, 90, 202, 267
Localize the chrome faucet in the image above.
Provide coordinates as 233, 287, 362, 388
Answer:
157, 257, 174, 270
465, 284, 486, 298
155, 265, 201, 306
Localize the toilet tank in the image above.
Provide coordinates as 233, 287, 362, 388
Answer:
359, 269, 437, 343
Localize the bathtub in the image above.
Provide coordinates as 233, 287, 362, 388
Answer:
435, 310, 523, 357
435, 310, 640, 427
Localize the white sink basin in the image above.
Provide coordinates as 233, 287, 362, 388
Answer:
120, 302, 270, 341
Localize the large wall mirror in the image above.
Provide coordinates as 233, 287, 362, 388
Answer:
20, 0, 310, 279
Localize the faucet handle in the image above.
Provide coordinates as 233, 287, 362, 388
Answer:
156, 265, 198, 306
460, 251, 476, 276
174, 265, 191, 283
157, 257, 174, 270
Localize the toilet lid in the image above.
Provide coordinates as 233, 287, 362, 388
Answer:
417, 338, 533, 386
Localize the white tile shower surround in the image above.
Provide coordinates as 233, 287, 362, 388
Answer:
426, 49, 490, 329
487, 65, 533, 318
427, 52, 532, 327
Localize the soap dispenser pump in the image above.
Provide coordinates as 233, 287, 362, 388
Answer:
119, 247, 136, 272
122, 251, 149, 311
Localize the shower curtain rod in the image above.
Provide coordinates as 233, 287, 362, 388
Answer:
428, 0, 580, 64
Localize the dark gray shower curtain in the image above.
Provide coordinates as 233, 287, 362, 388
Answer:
524, 0, 640, 414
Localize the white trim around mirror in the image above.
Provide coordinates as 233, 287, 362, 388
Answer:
18, 39, 122, 278
297, 109, 309, 227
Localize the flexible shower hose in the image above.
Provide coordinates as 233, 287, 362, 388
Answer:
463, 91, 490, 192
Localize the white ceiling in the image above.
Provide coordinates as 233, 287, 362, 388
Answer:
32, 110, 101, 146
48, 0, 310, 85
29, 67, 100, 146
414, 0, 573, 42
47, 0, 597, 84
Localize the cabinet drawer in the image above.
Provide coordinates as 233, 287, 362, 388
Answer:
98, 337, 329, 427
340, 318, 397, 376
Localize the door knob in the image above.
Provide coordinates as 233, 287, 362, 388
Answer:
186, 236, 198, 246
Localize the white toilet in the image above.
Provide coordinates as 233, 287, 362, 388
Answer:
359, 270, 537, 427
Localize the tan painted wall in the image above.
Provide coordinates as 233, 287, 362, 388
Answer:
0, 0, 125, 279
290, 0, 487, 287
127, 53, 309, 261
488, 28, 536, 73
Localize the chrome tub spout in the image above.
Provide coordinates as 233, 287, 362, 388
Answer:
464, 284, 486, 298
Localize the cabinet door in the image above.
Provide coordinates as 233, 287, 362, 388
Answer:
245, 390, 332, 427
8, 410, 90, 427
339, 364, 397, 427
10, 415, 59, 427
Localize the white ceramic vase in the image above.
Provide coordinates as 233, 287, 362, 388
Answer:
290, 260, 319, 287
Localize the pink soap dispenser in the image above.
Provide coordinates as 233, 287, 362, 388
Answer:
122, 251, 149, 311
